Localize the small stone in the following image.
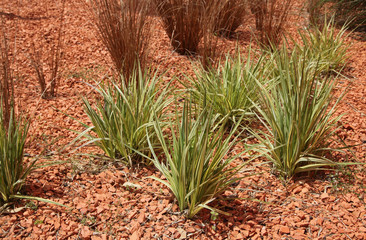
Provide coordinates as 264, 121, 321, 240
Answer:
80, 226, 92, 239
123, 182, 142, 190
301, 188, 309, 194
168, 227, 176, 234
329, 196, 336, 202
280, 226, 290, 234
321, 192, 329, 200
130, 231, 140, 240
292, 186, 302, 194
80, 208, 88, 215
137, 212, 146, 223
186, 227, 196, 233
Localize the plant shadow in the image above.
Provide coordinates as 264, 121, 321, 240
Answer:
191, 197, 266, 239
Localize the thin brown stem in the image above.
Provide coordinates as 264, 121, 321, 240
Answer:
0, 16, 15, 127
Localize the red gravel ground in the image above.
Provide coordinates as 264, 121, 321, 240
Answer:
0, 0, 365, 239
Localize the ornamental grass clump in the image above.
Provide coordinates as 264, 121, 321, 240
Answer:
1, 21, 32, 205
213, 0, 247, 37
153, 0, 205, 55
306, 0, 365, 30
0, 109, 64, 209
78, 65, 172, 166
188, 50, 269, 126
0, 108, 32, 205
297, 17, 349, 75
0, 24, 65, 208
89, 0, 151, 80
145, 100, 250, 218
250, 0, 293, 48
153, 0, 224, 68
253, 44, 345, 180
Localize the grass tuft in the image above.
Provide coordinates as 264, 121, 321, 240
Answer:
188, 50, 270, 127
89, 0, 151, 80
0, 108, 32, 205
250, 0, 293, 48
78, 65, 172, 166
145, 100, 251, 218
153, 0, 205, 55
253, 44, 346, 180
213, 0, 246, 37
297, 17, 349, 75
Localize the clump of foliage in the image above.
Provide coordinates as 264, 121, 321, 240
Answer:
0, 108, 32, 206
213, 0, 247, 37
0, 18, 32, 206
153, 0, 206, 55
145, 100, 250, 218
0, 17, 15, 127
253, 44, 346, 180
78, 65, 172, 166
0, 19, 64, 209
188, 50, 269, 126
250, 0, 293, 48
297, 17, 349, 75
89, 0, 151, 80
153, 0, 222, 64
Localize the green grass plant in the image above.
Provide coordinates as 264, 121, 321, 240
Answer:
253, 44, 345, 180
153, 0, 205, 55
78, 66, 172, 166
145, 100, 250, 218
188, 51, 269, 126
297, 17, 349, 75
0, 107, 66, 210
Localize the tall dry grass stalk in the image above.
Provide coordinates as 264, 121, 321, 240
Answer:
153, 0, 226, 68
307, 0, 323, 26
153, 0, 205, 55
250, 0, 293, 48
200, 0, 222, 69
0, 17, 15, 127
213, 0, 247, 37
89, 0, 151, 81
29, 0, 65, 99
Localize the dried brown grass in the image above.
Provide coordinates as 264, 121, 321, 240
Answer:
250, 0, 293, 48
89, 0, 151, 81
307, 0, 322, 26
29, 0, 65, 99
0, 17, 15, 126
153, 0, 205, 55
153, 0, 227, 68
213, 0, 247, 37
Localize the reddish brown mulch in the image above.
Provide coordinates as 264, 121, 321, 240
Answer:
0, 0, 365, 239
